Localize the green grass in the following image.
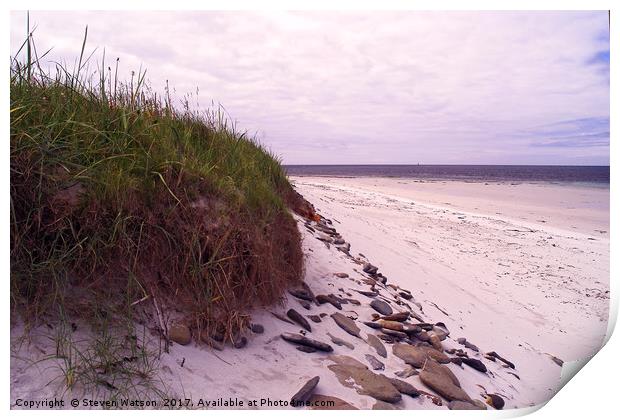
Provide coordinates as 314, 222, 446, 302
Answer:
10, 25, 304, 357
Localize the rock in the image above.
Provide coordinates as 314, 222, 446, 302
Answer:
378, 319, 404, 331
317, 233, 333, 242
355, 289, 379, 298
486, 394, 505, 409
333, 238, 346, 245
290, 376, 320, 404
372, 401, 398, 410
433, 323, 450, 340
381, 328, 408, 339
316, 294, 342, 310
327, 332, 355, 350
486, 351, 515, 368
328, 363, 401, 403
363, 263, 378, 275
233, 336, 248, 349
366, 334, 387, 358
457, 337, 479, 352
415, 331, 431, 342
424, 358, 460, 387
377, 334, 396, 343
461, 357, 487, 373
386, 377, 420, 397
395, 366, 419, 378
287, 309, 312, 332
328, 355, 368, 369
331, 312, 361, 337
296, 345, 316, 353
345, 298, 361, 306
281, 333, 333, 352
298, 300, 311, 310
393, 343, 451, 367
429, 333, 443, 351
334, 272, 348, 278
419, 370, 472, 402
363, 321, 383, 329
399, 291, 413, 300
271, 311, 295, 324
308, 394, 357, 410
250, 323, 264, 334
308, 315, 322, 323
451, 357, 463, 366
365, 354, 385, 370
288, 286, 314, 302
169, 323, 191, 345
448, 401, 485, 410
549, 355, 564, 367
370, 299, 393, 315
337, 243, 351, 253
381, 311, 410, 322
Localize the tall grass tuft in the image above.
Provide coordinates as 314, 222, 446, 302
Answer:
10, 26, 305, 355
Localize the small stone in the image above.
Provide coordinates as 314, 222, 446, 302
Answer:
429, 333, 443, 351
365, 354, 385, 370
381, 328, 408, 339
550, 355, 564, 367
334, 272, 348, 278
486, 394, 505, 410
363, 263, 378, 275
327, 332, 355, 350
370, 299, 393, 315
250, 323, 264, 334
331, 312, 361, 337
386, 377, 420, 397
461, 357, 487, 373
287, 308, 312, 331
316, 294, 342, 310
328, 362, 401, 403
169, 323, 191, 345
345, 298, 361, 306
486, 351, 515, 369
363, 321, 383, 329
291, 376, 320, 404
399, 291, 413, 300
281, 333, 333, 352
355, 289, 379, 298
289, 286, 314, 302
333, 238, 346, 245
233, 336, 247, 349
298, 300, 311, 310
395, 366, 419, 378
366, 334, 387, 358
419, 370, 472, 402
308, 315, 322, 323
378, 319, 404, 331
457, 337, 479, 352
381, 311, 409, 322
297, 345, 317, 353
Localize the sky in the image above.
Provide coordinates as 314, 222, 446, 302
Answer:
10, 11, 610, 165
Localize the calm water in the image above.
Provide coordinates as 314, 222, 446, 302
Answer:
285, 165, 610, 185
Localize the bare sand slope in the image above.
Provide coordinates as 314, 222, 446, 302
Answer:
292, 176, 610, 405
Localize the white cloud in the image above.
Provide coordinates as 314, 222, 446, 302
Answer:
11, 10, 610, 164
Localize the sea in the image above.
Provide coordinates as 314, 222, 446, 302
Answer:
284, 165, 610, 186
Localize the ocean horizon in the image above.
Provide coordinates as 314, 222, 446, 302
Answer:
284, 164, 610, 185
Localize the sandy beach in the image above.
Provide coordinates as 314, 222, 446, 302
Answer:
11, 176, 609, 410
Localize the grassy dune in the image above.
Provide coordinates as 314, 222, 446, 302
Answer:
10, 29, 310, 352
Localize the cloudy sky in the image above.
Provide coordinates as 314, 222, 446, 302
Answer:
11, 11, 610, 165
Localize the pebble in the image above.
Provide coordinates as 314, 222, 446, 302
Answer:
316, 294, 342, 310
288, 287, 314, 302
250, 323, 264, 334
287, 308, 312, 331
395, 366, 419, 378
308, 315, 322, 323
296, 345, 317, 353
393, 343, 451, 367
281, 333, 333, 352
486, 393, 505, 409
381, 328, 408, 339
461, 357, 487, 373
331, 312, 361, 337
169, 323, 191, 345
355, 290, 379, 298
290, 376, 320, 404
419, 370, 472, 402
233, 336, 247, 349
386, 376, 420, 397
365, 354, 385, 370
381, 311, 410, 322
327, 332, 355, 350
363, 321, 383, 329
328, 361, 401, 403
399, 291, 413, 300
363, 263, 379, 275
366, 334, 387, 358
457, 337, 479, 352
370, 299, 393, 315
378, 319, 404, 331
334, 272, 349, 278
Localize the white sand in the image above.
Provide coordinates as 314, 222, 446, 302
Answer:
10, 176, 609, 410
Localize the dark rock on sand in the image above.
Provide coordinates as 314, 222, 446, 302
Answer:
381, 311, 410, 322
424, 358, 461, 387
296, 345, 317, 353
486, 393, 505, 410
366, 334, 387, 358
250, 323, 264, 334
298, 300, 311, 310
393, 343, 451, 367
381, 328, 408, 339
281, 333, 333, 352
169, 323, 191, 345
233, 336, 248, 349
291, 376, 320, 404
287, 309, 312, 332
378, 319, 405, 331
370, 299, 393, 315
316, 294, 342, 310
399, 290, 413, 300
365, 354, 385, 370
363, 321, 383, 329
395, 366, 419, 378
461, 357, 487, 373
331, 312, 361, 337
271, 311, 295, 325
333, 238, 346, 245
288, 286, 314, 302
457, 337, 479, 352
308, 314, 322, 323
355, 289, 379, 298
386, 377, 420, 397
419, 370, 471, 402
334, 272, 348, 278
363, 263, 379, 275
328, 360, 401, 403
429, 333, 443, 351
327, 332, 355, 350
